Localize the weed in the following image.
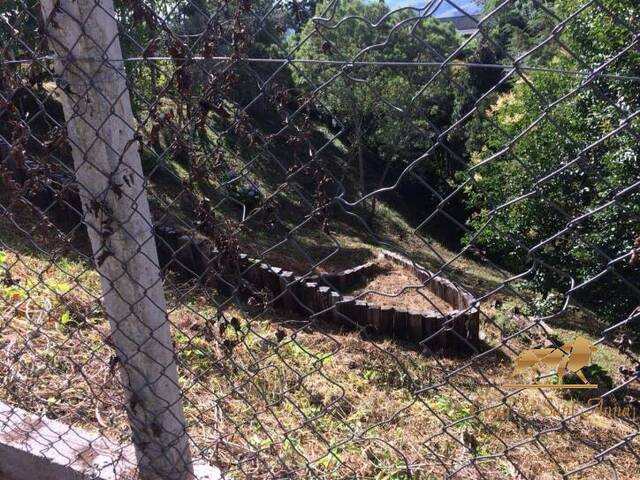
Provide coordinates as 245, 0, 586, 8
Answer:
428, 395, 474, 429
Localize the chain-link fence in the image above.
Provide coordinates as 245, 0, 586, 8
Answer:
1, 0, 639, 478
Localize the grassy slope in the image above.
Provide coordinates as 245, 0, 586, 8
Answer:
1, 192, 639, 479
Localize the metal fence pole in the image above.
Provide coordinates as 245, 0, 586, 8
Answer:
38, 1, 193, 478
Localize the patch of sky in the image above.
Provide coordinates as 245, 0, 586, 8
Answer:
384, 0, 482, 17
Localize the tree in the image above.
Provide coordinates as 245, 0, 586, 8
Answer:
463, 0, 640, 321
293, 0, 464, 213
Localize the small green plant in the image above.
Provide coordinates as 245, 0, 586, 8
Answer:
57, 309, 88, 332
315, 450, 340, 471
286, 341, 310, 358
362, 368, 381, 382
48, 280, 73, 294
429, 395, 474, 428
249, 434, 273, 449
318, 352, 334, 366
2, 285, 24, 302
281, 435, 300, 454
176, 334, 216, 374
59, 310, 73, 327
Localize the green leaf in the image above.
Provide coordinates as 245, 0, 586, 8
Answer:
60, 310, 72, 325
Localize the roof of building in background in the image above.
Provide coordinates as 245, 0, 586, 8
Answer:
438, 15, 480, 35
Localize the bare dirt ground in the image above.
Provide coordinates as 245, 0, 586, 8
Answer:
350, 260, 455, 313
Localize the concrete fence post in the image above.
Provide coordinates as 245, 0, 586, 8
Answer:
38, 1, 193, 478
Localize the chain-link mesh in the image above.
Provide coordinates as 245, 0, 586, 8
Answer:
1, 0, 639, 478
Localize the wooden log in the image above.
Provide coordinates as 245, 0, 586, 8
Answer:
418, 268, 430, 282
425, 278, 435, 297
442, 285, 452, 308
259, 263, 271, 291
392, 309, 409, 339
448, 285, 458, 308
244, 260, 262, 289
367, 305, 381, 332
329, 291, 341, 323
462, 292, 474, 309
459, 288, 469, 309
467, 309, 481, 344
353, 300, 368, 326
447, 287, 457, 309
317, 286, 332, 320
435, 316, 448, 351
378, 306, 393, 334
278, 271, 296, 312
457, 290, 465, 310
264, 265, 283, 306
436, 280, 445, 301
337, 296, 355, 325
450, 310, 467, 348
303, 282, 318, 314
290, 276, 305, 314
408, 310, 423, 341
268, 265, 282, 277
422, 314, 437, 349
443, 283, 451, 307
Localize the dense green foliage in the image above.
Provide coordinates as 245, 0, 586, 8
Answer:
464, 0, 639, 319
292, 0, 467, 204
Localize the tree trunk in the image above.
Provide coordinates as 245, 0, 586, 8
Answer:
355, 115, 366, 203
39, 1, 194, 479
371, 161, 391, 217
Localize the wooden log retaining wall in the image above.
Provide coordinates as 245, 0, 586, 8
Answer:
235, 250, 480, 351
154, 228, 479, 351
309, 261, 378, 291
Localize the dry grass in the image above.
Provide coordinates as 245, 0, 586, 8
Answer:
1, 213, 639, 479
349, 260, 454, 313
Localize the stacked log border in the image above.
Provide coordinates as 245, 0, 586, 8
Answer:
308, 261, 378, 291
152, 228, 479, 351
378, 250, 480, 347
235, 250, 480, 351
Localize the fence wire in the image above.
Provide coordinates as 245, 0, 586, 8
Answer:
1, 0, 639, 479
